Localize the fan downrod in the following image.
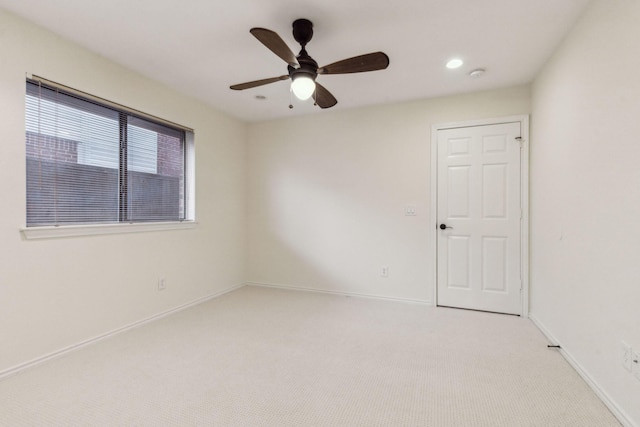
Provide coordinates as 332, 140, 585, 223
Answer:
292, 19, 313, 47
289, 19, 318, 83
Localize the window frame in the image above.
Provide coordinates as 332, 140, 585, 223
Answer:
23, 75, 196, 239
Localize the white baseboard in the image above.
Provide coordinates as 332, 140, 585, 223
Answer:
529, 314, 636, 427
246, 281, 432, 305
0, 283, 246, 381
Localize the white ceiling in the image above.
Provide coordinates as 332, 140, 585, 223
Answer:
0, 0, 590, 122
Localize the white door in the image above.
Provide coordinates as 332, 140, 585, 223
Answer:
436, 122, 522, 315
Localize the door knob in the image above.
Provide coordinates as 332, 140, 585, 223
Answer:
439, 224, 452, 230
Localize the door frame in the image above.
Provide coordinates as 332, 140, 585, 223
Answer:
430, 115, 530, 317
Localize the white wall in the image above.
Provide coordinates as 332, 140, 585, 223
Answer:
531, 0, 640, 425
0, 9, 247, 373
247, 86, 530, 302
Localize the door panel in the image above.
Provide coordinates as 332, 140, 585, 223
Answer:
481, 236, 507, 292
482, 163, 507, 218
447, 166, 471, 218
437, 122, 521, 315
447, 235, 470, 289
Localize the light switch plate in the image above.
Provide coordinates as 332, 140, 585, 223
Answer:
405, 205, 416, 216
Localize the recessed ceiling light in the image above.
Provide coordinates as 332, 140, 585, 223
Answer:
446, 58, 464, 69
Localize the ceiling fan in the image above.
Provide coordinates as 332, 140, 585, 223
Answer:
230, 19, 390, 109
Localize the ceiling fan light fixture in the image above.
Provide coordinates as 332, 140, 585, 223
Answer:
291, 75, 316, 100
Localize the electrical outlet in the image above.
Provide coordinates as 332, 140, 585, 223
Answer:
622, 342, 632, 372
381, 266, 389, 277
632, 350, 640, 382
158, 278, 166, 291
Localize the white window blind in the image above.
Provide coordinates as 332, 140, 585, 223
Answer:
26, 80, 190, 226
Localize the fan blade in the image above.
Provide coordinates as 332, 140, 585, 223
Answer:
250, 28, 299, 67
318, 52, 389, 75
230, 75, 289, 90
314, 83, 338, 109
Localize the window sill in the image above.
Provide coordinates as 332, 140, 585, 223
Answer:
21, 221, 197, 240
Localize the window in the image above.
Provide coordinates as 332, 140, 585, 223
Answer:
25, 79, 193, 227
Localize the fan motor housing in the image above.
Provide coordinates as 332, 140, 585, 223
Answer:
288, 63, 317, 82
289, 48, 318, 81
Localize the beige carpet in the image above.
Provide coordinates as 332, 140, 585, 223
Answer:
0, 286, 620, 426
